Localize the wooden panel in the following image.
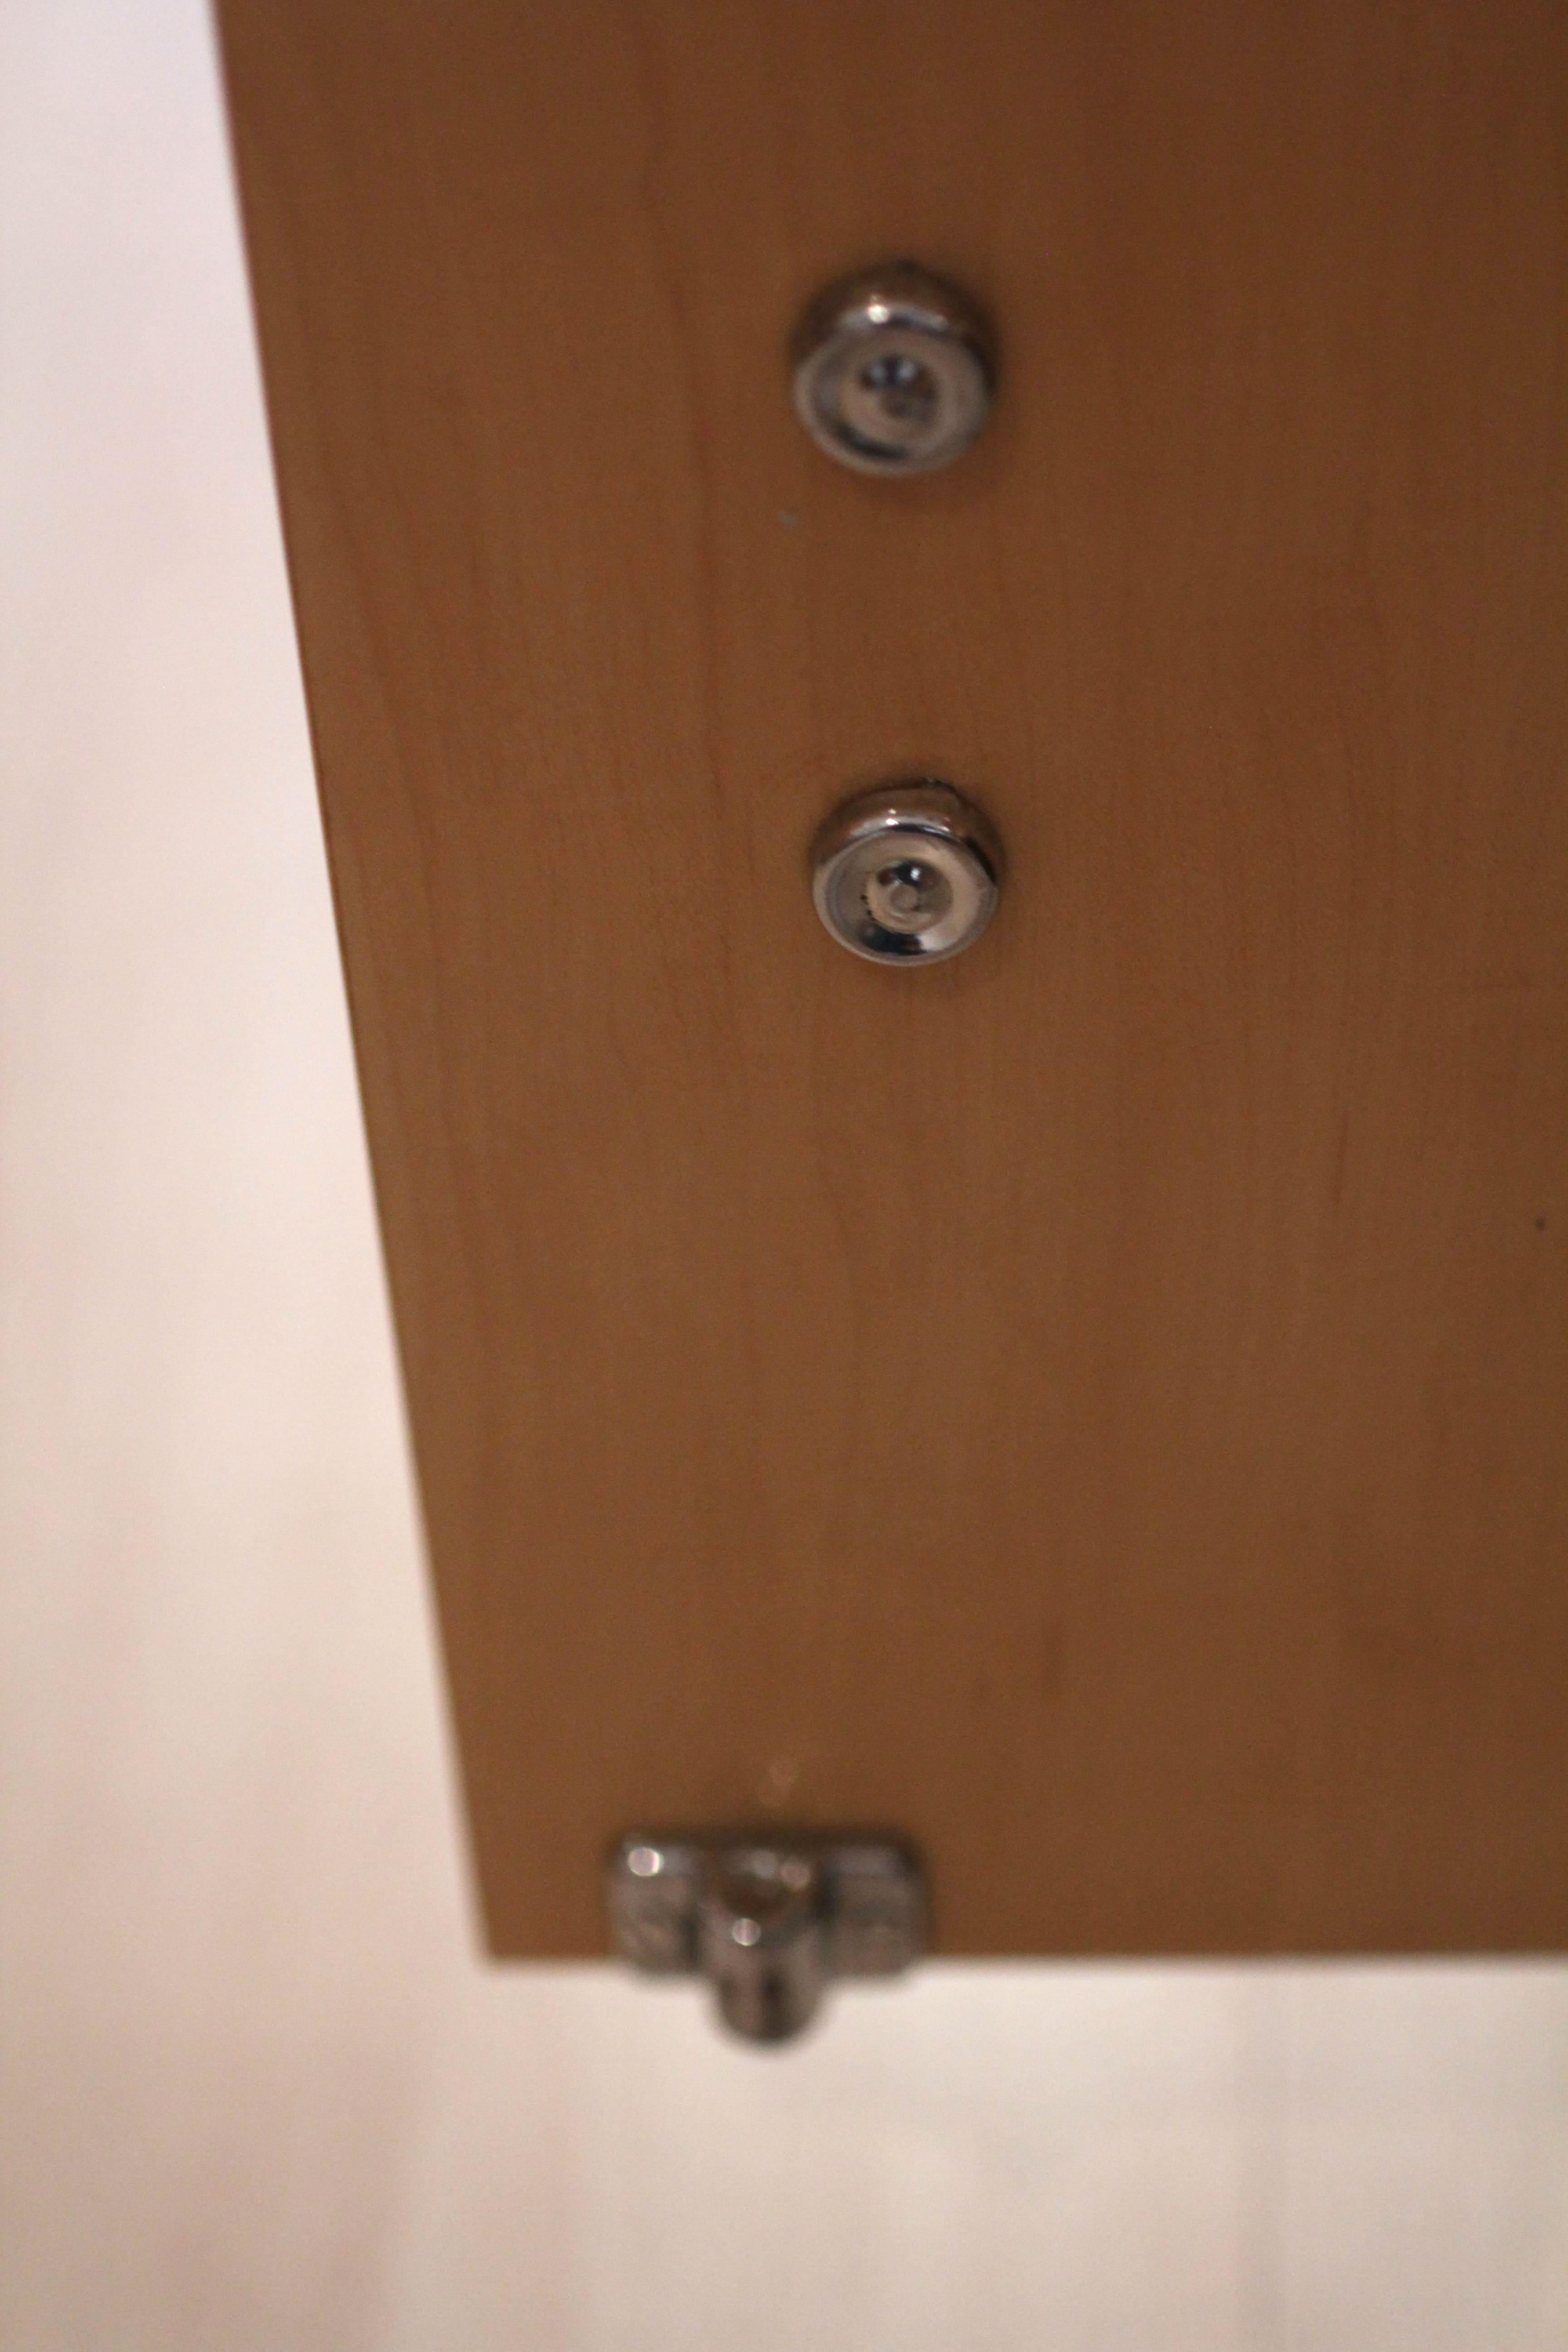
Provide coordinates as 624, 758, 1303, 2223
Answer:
216, 0, 1568, 1957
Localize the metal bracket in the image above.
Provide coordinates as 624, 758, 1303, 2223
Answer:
606, 1831, 926, 2044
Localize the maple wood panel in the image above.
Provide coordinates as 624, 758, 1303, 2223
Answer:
217, 0, 1568, 1956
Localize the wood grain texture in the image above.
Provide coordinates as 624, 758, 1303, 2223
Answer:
216, 0, 1568, 1957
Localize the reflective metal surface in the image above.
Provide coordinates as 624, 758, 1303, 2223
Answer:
790, 261, 995, 475
607, 1833, 926, 2044
810, 780, 1003, 965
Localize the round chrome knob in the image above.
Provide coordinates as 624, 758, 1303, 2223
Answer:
790, 262, 995, 477
810, 782, 1003, 965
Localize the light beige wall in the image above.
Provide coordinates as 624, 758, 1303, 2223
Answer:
0, 6, 1564, 2347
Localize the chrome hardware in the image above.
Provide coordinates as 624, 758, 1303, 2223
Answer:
810, 780, 1003, 965
607, 1832, 926, 2044
790, 261, 995, 476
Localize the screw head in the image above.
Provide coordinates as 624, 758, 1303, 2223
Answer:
809, 781, 1003, 966
790, 262, 996, 476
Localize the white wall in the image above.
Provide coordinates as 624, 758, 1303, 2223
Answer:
0, 6, 1564, 2346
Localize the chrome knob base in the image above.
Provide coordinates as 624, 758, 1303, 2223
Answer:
790, 262, 995, 476
810, 780, 1003, 966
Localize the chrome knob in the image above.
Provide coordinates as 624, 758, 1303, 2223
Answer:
790, 262, 995, 476
607, 1832, 926, 2045
698, 1845, 828, 2045
810, 781, 1003, 966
